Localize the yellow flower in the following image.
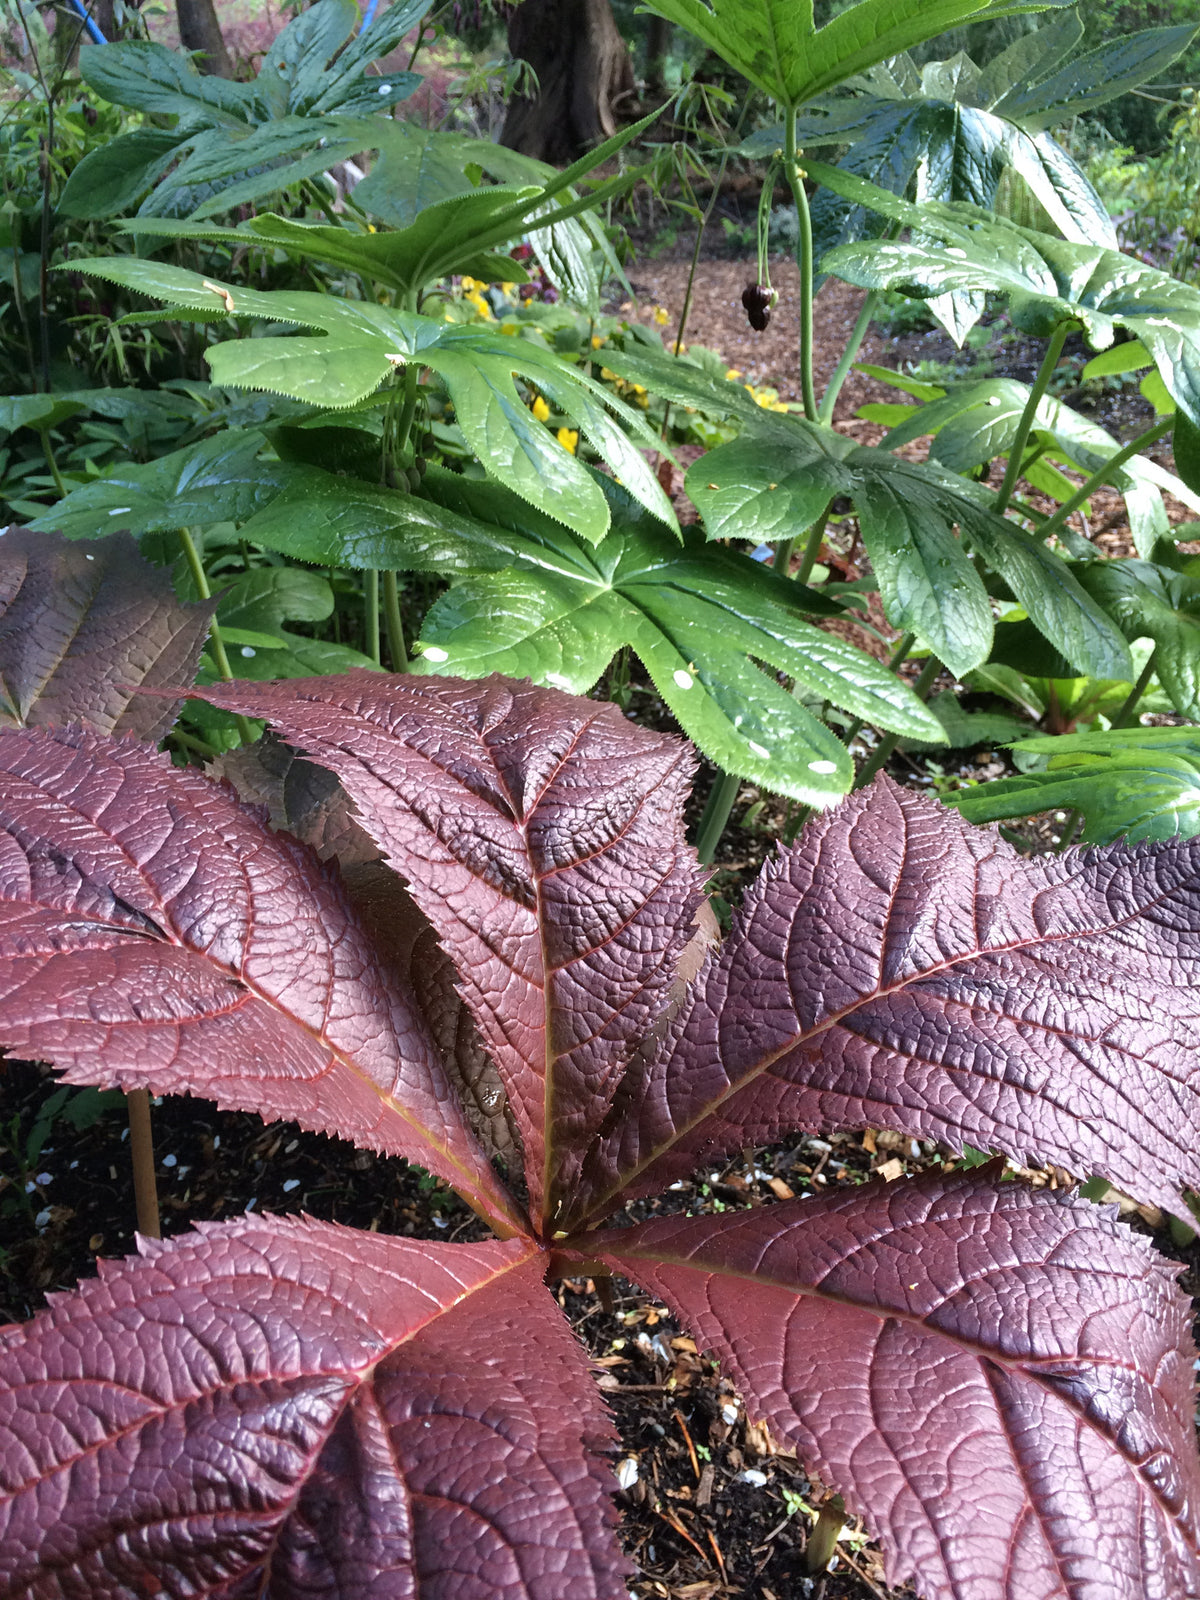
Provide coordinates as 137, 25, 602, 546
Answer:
591, 334, 605, 350
461, 276, 480, 291
600, 367, 618, 383
367, 223, 377, 234
532, 394, 551, 423
466, 291, 492, 319
725, 367, 742, 380
501, 282, 517, 296
653, 306, 670, 325
557, 427, 579, 454
500, 321, 520, 336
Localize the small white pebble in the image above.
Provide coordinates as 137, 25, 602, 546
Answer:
245, 1197, 257, 1211
284, 1140, 299, 1154
615, 1457, 640, 1489
433, 1215, 449, 1228
84, 553, 95, 560
738, 1469, 768, 1487
162, 1154, 177, 1169
423, 645, 449, 663
240, 646, 256, 658
377, 82, 392, 93
212, 1135, 220, 1150
35, 1172, 52, 1186
808, 759, 838, 774
282, 1178, 300, 1193
721, 1402, 739, 1425
34, 1208, 52, 1230
673, 669, 694, 689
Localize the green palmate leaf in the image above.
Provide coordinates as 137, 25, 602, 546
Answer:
643, 0, 1072, 108
879, 377, 1200, 555
78, 39, 257, 125
24, 432, 299, 539
685, 417, 1129, 682
1077, 559, 1200, 720
0, 396, 86, 434
64, 258, 673, 542
123, 193, 534, 297
814, 162, 1200, 421
237, 466, 945, 802
991, 26, 1199, 130
197, 566, 376, 682
973, 12, 1082, 107
948, 725, 1200, 843
899, 689, 1030, 750
589, 346, 765, 422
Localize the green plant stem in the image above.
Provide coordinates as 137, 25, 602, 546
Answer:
842, 633, 914, 749
794, 501, 832, 586
125, 1088, 161, 1239
382, 570, 408, 670
784, 104, 818, 423
178, 527, 256, 745
301, 176, 338, 225
995, 321, 1072, 515
853, 654, 941, 789
819, 290, 878, 425
1038, 415, 1174, 544
804, 1495, 846, 1576
772, 535, 795, 574
696, 770, 741, 865
37, 428, 66, 497
1056, 649, 1157, 852
365, 569, 381, 667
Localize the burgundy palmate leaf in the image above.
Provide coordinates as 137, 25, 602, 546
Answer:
345, 860, 521, 1167
195, 672, 704, 1228
0, 1217, 629, 1599
0, 526, 215, 741
212, 731, 380, 867
587, 1170, 1200, 1600
0, 724, 521, 1233
573, 776, 1200, 1225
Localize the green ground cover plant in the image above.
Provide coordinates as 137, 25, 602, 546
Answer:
5, 0, 1200, 1594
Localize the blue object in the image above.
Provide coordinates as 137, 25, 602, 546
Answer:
69, 0, 107, 46
360, 0, 381, 28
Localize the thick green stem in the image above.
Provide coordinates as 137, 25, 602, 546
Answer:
804, 1496, 846, 1576
1038, 415, 1173, 544
365, 569, 381, 667
996, 321, 1072, 515
853, 654, 941, 789
794, 501, 832, 587
178, 527, 256, 745
696, 771, 741, 865
784, 104, 818, 423
818, 290, 878, 425
382, 570, 408, 670
37, 427, 66, 497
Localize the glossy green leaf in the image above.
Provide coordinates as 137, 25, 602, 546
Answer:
78, 39, 257, 125
881, 377, 1200, 554
900, 689, 1030, 749
1174, 410, 1200, 498
815, 161, 1200, 426
686, 416, 1128, 681
948, 725, 1200, 843
65, 257, 673, 542
642, 0, 1071, 107
1079, 559, 1200, 719
0, 396, 85, 434
992, 26, 1200, 130
58, 129, 184, 220
25, 432, 299, 539
973, 13, 1082, 107
240, 466, 945, 801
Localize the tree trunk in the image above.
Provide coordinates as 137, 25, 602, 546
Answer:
175, 0, 232, 77
501, 0, 635, 164
646, 15, 671, 96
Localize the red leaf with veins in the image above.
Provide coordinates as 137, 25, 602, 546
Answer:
0, 724, 520, 1234
195, 672, 704, 1229
0, 1217, 628, 1599
588, 1170, 1200, 1600
573, 775, 1200, 1225
0, 526, 215, 742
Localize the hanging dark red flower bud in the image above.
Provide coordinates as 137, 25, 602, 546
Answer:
741, 283, 772, 331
